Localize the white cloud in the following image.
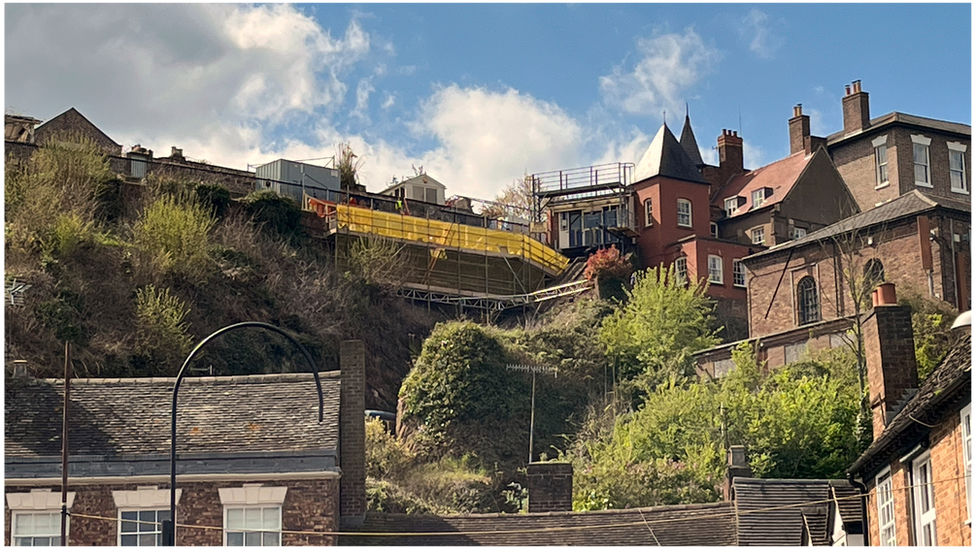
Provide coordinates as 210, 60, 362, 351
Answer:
380, 92, 397, 110
352, 78, 375, 120
5, 4, 371, 150
599, 29, 721, 119
739, 9, 784, 59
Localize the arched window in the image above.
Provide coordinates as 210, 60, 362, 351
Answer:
864, 258, 885, 293
797, 276, 821, 325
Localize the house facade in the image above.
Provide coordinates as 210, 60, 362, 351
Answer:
805, 80, 971, 212
4, 341, 368, 546
847, 288, 971, 546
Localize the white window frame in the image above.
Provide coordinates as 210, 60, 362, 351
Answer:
872, 135, 889, 189
219, 485, 287, 547
674, 257, 687, 286
876, 467, 897, 546
710, 222, 718, 238
707, 255, 723, 285
912, 450, 937, 546
751, 227, 765, 245
962, 403, 972, 525
733, 260, 746, 287
724, 197, 738, 217
677, 199, 692, 228
8, 490, 76, 547
912, 134, 932, 188
114, 488, 181, 547
118, 509, 172, 546
948, 142, 968, 194
751, 189, 766, 209
790, 226, 807, 240
645, 198, 653, 227
223, 506, 283, 546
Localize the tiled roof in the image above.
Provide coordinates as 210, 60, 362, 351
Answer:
830, 483, 862, 525
635, 123, 707, 184
827, 111, 971, 145
800, 505, 830, 546
344, 502, 736, 546
732, 477, 831, 546
713, 151, 812, 218
745, 190, 971, 262
36, 107, 122, 148
848, 334, 972, 477
5, 373, 341, 458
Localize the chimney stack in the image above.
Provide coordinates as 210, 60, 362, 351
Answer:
717, 129, 744, 175
339, 340, 367, 526
527, 462, 573, 513
723, 445, 752, 501
789, 104, 812, 155
864, 284, 920, 439
842, 80, 870, 135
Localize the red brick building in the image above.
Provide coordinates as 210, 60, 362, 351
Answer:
4, 342, 367, 546
847, 290, 971, 546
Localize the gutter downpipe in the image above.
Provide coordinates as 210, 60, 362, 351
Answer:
847, 473, 870, 546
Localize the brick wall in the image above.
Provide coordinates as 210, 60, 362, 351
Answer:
527, 462, 573, 513
339, 340, 366, 525
34, 109, 121, 156
5, 478, 339, 546
863, 305, 919, 437
864, 412, 971, 547
745, 215, 958, 339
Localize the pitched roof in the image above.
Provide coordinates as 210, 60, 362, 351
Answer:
35, 107, 121, 148
712, 150, 812, 217
744, 190, 971, 262
345, 502, 737, 546
848, 334, 972, 477
831, 483, 863, 525
827, 111, 971, 145
679, 113, 705, 166
634, 123, 707, 184
732, 477, 832, 546
5, 373, 341, 458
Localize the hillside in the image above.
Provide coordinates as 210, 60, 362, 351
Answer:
4, 137, 443, 412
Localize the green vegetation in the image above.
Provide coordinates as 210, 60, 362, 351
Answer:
133, 194, 216, 281
899, 288, 964, 381
563, 343, 863, 510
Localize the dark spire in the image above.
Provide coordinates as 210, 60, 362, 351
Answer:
679, 106, 705, 167
635, 123, 707, 184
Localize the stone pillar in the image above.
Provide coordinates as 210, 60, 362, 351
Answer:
527, 462, 573, 513
339, 340, 366, 526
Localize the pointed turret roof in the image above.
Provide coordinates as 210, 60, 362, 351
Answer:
634, 123, 706, 184
679, 111, 705, 167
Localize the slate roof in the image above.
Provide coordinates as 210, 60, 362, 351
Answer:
713, 150, 812, 218
848, 334, 972, 477
831, 483, 863, 525
827, 111, 971, 145
5, 373, 341, 458
744, 190, 971, 262
679, 113, 705, 167
732, 477, 833, 546
35, 107, 122, 149
344, 502, 736, 546
634, 123, 707, 184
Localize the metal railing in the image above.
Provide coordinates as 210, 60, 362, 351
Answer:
530, 162, 634, 196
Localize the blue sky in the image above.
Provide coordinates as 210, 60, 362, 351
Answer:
5, 3, 971, 201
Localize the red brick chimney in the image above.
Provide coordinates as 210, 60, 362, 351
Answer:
527, 462, 573, 512
718, 129, 744, 174
789, 104, 812, 155
863, 283, 920, 439
339, 340, 367, 526
842, 80, 870, 135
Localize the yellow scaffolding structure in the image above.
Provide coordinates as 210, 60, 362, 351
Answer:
334, 204, 569, 275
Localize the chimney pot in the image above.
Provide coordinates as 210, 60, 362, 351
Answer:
723, 445, 752, 501
845, 85, 851, 96
793, 104, 803, 117
874, 282, 897, 306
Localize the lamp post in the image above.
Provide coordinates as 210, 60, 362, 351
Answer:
161, 322, 325, 546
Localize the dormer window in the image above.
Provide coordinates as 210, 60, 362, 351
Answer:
751, 188, 772, 209
724, 197, 738, 217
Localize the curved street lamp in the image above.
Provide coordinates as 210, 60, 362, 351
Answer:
162, 322, 325, 545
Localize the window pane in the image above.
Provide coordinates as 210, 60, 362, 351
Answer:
914, 144, 927, 163
139, 533, 156, 546
227, 532, 245, 546
122, 517, 138, 533
262, 509, 280, 530
16, 514, 34, 534
245, 532, 262, 546
121, 534, 138, 546
227, 508, 244, 530
916, 164, 928, 184
139, 511, 155, 532
263, 532, 280, 546
34, 537, 51, 546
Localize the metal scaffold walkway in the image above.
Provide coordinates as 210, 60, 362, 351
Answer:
395, 279, 591, 311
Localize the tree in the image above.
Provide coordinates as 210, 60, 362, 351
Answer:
336, 142, 365, 191
583, 245, 633, 301
599, 265, 720, 394
482, 174, 533, 221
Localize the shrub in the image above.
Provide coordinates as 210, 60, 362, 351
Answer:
133, 285, 193, 374
241, 190, 302, 239
348, 236, 404, 285
134, 194, 216, 281
366, 418, 412, 480
38, 288, 89, 345
195, 183, 231, 219
583, 245, 633, 283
